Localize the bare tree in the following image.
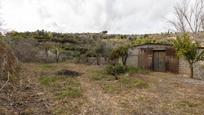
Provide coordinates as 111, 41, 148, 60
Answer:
201, 15, 204, 30
169, 0, 204, 38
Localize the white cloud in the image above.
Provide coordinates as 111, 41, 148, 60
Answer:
0, 0, 179, 34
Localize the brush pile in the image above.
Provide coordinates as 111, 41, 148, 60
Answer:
0, 41, 19, 80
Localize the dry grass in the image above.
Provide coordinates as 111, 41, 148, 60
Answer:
91, 71, 149, 93
0, 41, 19, 79
89, 70, 204, 114
35, 63, 87, 115
1, 62, 204, 115
39, 76, 82, 99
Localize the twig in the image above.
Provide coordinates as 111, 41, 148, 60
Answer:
0, 72, 10, 92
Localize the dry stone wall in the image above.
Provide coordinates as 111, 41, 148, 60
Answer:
179, 58, 204, 80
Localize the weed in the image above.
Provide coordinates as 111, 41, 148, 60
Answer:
91, 71, 114, 81
99, 77, 149, 94
39, 76, 60, 86
119, 77, 149, 89
39, 76, 82, 99
40, 64, 55, 70
176, 100, 200, 108
57, 87, 82, 99
137, 96, 147, 101
127, 67, 149, 74
102, 83, 120, 93
104, 65, 149, 80
105, 64, 127, 76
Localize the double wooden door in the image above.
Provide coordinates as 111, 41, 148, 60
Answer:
153, 51, 166, 72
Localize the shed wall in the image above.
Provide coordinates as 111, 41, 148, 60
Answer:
126, 48, 139, 67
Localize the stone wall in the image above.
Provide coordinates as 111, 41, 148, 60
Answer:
194, 61, 204, 80
86, 57, 107, 65
179, 58, 204, 80
126, 48, 139, 67
194, 49, 204, 80
179, 58, 191, 77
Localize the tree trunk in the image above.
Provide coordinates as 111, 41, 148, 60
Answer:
56, 55, 59, 63
56, 52, 62, 63
114, 75, 119, 80
96, 55, 100, 65
45, 49, 49, 63
76, 54, 82, 63
189, 63, 194, 78
77, 57, 81, 63
104, 57, 108, 63
122, 55, 128, 66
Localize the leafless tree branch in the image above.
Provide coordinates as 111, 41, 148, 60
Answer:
169, 0, 204, 39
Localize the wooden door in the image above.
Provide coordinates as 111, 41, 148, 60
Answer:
166, 48, 179, 73
153, 51, 166, 72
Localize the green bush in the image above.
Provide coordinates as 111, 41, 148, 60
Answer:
105, 65, 149, 77
110, 45, 129, 65
131, 37, 173, 47
105, 64, 127, 76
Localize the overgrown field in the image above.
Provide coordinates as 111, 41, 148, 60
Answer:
1, 62, 204, 115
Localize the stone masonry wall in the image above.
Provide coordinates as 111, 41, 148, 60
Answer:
126, 48, 139, 67
179, 58, 204, 80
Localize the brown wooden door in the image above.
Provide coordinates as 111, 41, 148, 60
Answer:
153, 51, 166, 72
166, 48, 179, 73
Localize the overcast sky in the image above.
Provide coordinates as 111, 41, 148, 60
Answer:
0, 0, 179, 34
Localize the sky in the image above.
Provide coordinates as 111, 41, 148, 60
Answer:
0, 0, 179, 34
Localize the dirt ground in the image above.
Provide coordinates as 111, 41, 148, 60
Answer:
1, 62, 204, 115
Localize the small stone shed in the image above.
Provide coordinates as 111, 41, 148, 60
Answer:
127, 44, 179, 73
127, 43, 204, 79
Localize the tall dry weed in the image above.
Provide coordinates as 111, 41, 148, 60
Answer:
0, 41, 19, 80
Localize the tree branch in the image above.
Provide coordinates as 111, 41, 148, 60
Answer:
0, 72, 10, 92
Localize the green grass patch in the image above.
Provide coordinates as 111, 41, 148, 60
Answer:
40, 64, 56, 70
102, 82, 119, 93
39, 76, 82, 99
39, 76, 61, 86
127, 66, 150, 74
57, 87, 82, 99
91, 70, 115, 81
99, 77, 149, 94
90, 68, 149, 94
91, 66, 149, 82
119, 77, 149, 89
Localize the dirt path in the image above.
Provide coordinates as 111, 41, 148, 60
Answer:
77, 67, 123, 115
